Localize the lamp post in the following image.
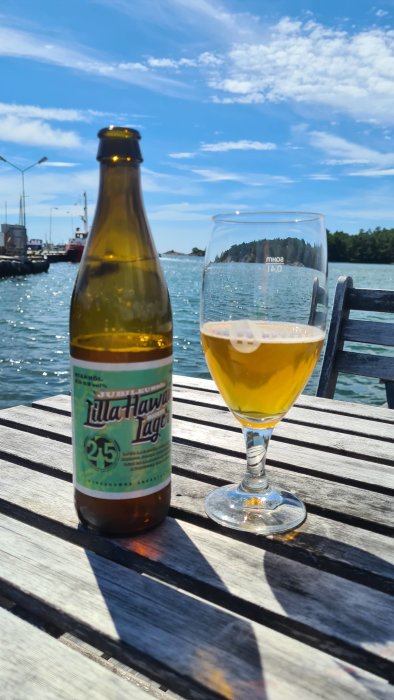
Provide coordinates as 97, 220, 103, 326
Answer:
49, 207, 58, 247
0, 155, 48, 229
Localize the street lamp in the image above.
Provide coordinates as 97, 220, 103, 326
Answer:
0, 155, 48, 229
49, 207, 58, 247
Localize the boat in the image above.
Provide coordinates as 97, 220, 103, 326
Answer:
65, 229, 88, 262
65, 192, 89, 263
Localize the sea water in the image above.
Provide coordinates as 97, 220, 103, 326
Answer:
0, 258, 393, 409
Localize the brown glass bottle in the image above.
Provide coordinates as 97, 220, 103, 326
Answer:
70, 126, 172, 536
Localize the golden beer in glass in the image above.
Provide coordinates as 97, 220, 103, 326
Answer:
200, 212, 327, 534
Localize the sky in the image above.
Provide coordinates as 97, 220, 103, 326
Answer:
0, 0, 393, 253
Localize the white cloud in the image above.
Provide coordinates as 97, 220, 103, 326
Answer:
308, 174, 337, 180
117, 62, 147, 71
192, 168, 240, 182
376, 9, 388, 18
43, 162, 78, 168
147, 57, 197, 69
201, 140, 277, 152
206, 19, 394, 124
148, 58, 181, 68
198, 52, 223, 66
192, 167, 293, 185
146, 53, 222, 70
0, 168, 99, 213
309, 131, 383, 164
97, 0, 259, 44
309, 130, 394, 166
301, 186, 394, 228
348, 168, 394, 177
0, 115, 83, 148
148, 201, 218, 222
0, 103, 100, 122
169, 152, 196, 158
0, 25, 191, 98
142, 168, 202, 195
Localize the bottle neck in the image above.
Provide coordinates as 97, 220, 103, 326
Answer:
97, 161, 144, 215
89, 161, 156, 260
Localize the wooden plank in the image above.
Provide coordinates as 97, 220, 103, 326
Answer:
342, 319, 394, 346
172, 386, 394, 441
5, 399, 394, 468
1, 458, 393, 588
0, 405, 393, 513
317, 275, 352, 398
3, 502, 394, 672
0, 423, 72, 475
171, 463, 394, 532
34, 386, 394, 441
171, 401, 394, 464
2, 400, 394, 481
0, 405, 73, 439
0, 606, 153, 700
295, 393, 394, 422
0, 513, 393, 697
173, 428, 394, 494
114, 519, 394, 658
173, 374, 394, 422
348, 287, 394, 313
336, 351, 394, 381
0, 415, 393, 527
32, 381, 394, 424
59, 632, 183, 699
283, 404, 394, 439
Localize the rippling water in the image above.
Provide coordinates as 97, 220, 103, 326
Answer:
0, 258, 393, 409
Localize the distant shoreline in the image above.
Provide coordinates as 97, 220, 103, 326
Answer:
161, 249, 205, 257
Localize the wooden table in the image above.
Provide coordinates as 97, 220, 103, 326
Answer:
0, 374, 393, 699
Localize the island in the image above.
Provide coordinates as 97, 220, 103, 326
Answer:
162, 247, 205, 257
327, 227, 393, 263
161, 227, 394, 264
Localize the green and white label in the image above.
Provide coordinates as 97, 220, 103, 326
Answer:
71, 357, 172, 499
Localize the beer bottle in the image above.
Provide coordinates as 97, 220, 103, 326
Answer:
70, 126, 172, 536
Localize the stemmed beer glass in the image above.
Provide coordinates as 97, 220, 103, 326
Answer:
200, 212, 327, 534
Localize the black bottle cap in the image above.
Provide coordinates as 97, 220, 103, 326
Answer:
97, 126, 143, 163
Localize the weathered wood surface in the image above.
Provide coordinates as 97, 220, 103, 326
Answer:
0, 415, 393, 530
3, 394, 394, 476
32, 373, 394, 421
343, 319, 394, 346
317, 276, 394, 405
1, 456, 393, 591
0, 606, 154, 700
348, 287, 394, 312
0, 376, 393, 698
336, 351, 394, 381
1, 455, 393, 642
30, 384, 394, 437
1, 513, 392, 699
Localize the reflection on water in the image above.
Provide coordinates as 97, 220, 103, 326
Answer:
0, 259, 393, 408
203, 262, 326, 326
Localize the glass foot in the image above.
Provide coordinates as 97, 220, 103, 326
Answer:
205, 483, 306, 535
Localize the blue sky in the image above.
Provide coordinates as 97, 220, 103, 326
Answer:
0, 0, 393, 252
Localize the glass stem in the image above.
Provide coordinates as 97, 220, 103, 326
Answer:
240, 427, 273, 493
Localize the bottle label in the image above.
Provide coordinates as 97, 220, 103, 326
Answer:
71, 357, 172, 499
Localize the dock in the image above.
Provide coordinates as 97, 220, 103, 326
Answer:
0, 256, 49, 278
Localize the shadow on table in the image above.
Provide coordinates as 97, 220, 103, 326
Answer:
264, 532, 392, 695
83, 518, 266, 699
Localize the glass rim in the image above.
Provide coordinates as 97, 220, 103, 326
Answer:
212, 211, 324, 224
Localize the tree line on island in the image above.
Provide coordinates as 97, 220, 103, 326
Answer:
167, 227, 394, 264
327, 227, 393, 263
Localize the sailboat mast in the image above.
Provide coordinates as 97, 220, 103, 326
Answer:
82, 191, 88, 235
